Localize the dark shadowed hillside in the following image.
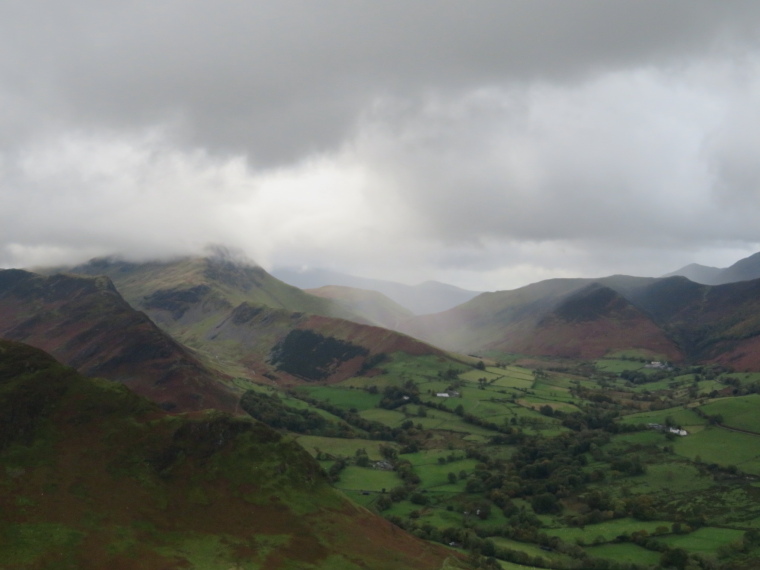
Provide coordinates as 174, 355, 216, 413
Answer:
0, 339, 465, 570
625, 276, 760, 370
201, 303, 450, 385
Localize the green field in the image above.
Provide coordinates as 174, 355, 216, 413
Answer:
415, 411, 501, 437
608, 430, 666, 447
660, 527, 746, 554
489, 373, 535, 390
723, 372, 760, 385
619, 406, 707, 428
594, 359, 647, 373
624, 462, 713, 495
296, 385, 382, 411
335, 465, 401, 492
519, 396, 580, 413
699, 394, 760, 433
533, 375, 575, 389
490, 537, 575, 565
250, 349, 760, 567
358, 407, 407, 427
294, 435, 397, 460
496, 562, 542, 570
411, 461, 481, 489
673, 426, 760, 474
459, 369, 508, 383
544, 518, 674, 544
584, 542, 661, 565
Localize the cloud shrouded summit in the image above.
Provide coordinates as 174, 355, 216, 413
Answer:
3, 1, 760, 290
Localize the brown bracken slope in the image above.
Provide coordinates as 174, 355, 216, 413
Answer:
0, 269, 237, 412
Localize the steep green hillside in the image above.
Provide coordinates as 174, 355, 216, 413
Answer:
55, 257, 452, 384
0, 340, 466, 570
196, 303, 450, 384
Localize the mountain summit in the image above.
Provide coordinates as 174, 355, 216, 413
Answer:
664, 250, 760, 285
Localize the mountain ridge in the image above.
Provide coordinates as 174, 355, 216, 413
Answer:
0, 269, 237, 412
50, 256, 455, 385
306, 284, 414, 330
664, 250, 760, 285
272, 267, 482, 315
402, 273, 760, 369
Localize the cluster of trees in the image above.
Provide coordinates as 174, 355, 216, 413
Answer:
240, 390, 356, 437
378, 383, 420, 409
242, 389, 411, 442
270, 329, 368, 380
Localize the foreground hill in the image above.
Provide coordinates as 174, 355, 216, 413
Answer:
0, 339, 464, 570
403, 274, 760, 369
0, 269, 236, 412
55, 256, 453, 384
272, 267, 482, 315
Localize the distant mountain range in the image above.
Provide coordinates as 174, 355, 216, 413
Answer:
31, 250, 760, 374
664, 251, 760, 285
402, 273, 760, 370
272, 267, 482, 315
306, 284, 414, 330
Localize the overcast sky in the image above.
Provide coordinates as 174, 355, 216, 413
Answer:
3, 1, 760, 291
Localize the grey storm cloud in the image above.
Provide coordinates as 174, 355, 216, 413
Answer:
2, 1, 760, 289
4, 0, 760, 161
